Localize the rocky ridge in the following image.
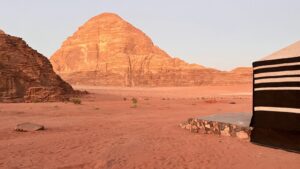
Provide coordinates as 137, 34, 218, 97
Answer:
0, 30, 75, 102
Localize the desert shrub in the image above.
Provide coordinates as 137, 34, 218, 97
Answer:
71, 98, 81, 105
204, 97, 217, 104
123, 97, 127, 101
131, 97, 138, 108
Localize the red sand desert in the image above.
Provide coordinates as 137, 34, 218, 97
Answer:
0, 11, 299, 169
0, 85, 299, 169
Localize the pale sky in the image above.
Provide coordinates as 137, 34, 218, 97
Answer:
1, 0, 300, 70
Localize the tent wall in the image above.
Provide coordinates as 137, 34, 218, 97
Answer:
251, 56, 300, 152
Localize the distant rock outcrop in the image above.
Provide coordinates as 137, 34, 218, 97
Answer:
50, 13, 252, 86
0, 31, 75, 102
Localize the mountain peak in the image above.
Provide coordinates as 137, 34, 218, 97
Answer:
89, 12, 124, 22
50, 13, 251, 86
97, 12, 121, 18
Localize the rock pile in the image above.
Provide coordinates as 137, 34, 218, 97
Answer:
180, 117, 252, 140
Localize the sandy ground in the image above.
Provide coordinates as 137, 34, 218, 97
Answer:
0, 85, 299, 169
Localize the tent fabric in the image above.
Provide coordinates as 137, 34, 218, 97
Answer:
251, 128, 300, 152
251, 55, 300, 152
261, 41, 300, 61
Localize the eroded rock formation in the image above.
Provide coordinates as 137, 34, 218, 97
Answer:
0, 30, 74, 102
50, 13, 252, 86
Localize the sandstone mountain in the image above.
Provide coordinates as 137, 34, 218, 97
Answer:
0, 30, 74, 102
50, 13, 252, 86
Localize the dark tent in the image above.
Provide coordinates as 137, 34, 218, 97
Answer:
251, 41, 300, 152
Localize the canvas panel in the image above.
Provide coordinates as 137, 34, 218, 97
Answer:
254, 90, 300, 109
250, 111, 300, 130
251, 128, 300, 152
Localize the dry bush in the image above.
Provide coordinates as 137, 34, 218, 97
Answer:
131, 97, 138, 108
71, 98, 81, 105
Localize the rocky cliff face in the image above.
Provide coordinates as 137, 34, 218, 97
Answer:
50, 13, 252, 86
0, 30, 74, 102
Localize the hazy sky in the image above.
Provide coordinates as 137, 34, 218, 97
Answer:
1, 0, 300, 70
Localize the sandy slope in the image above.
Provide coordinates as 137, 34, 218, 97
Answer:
0, 85, 299, 169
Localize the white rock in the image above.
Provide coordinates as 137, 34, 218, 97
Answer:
236, 131, 249, 139
15, 122, 45, 132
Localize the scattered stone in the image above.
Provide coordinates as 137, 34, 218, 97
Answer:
179, 123, 186, 129
236, 131, 249, 139
186, 124, 192, 130
220, 126, 231, 136
15, 122, 45, 132
180, 117, 252, 140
